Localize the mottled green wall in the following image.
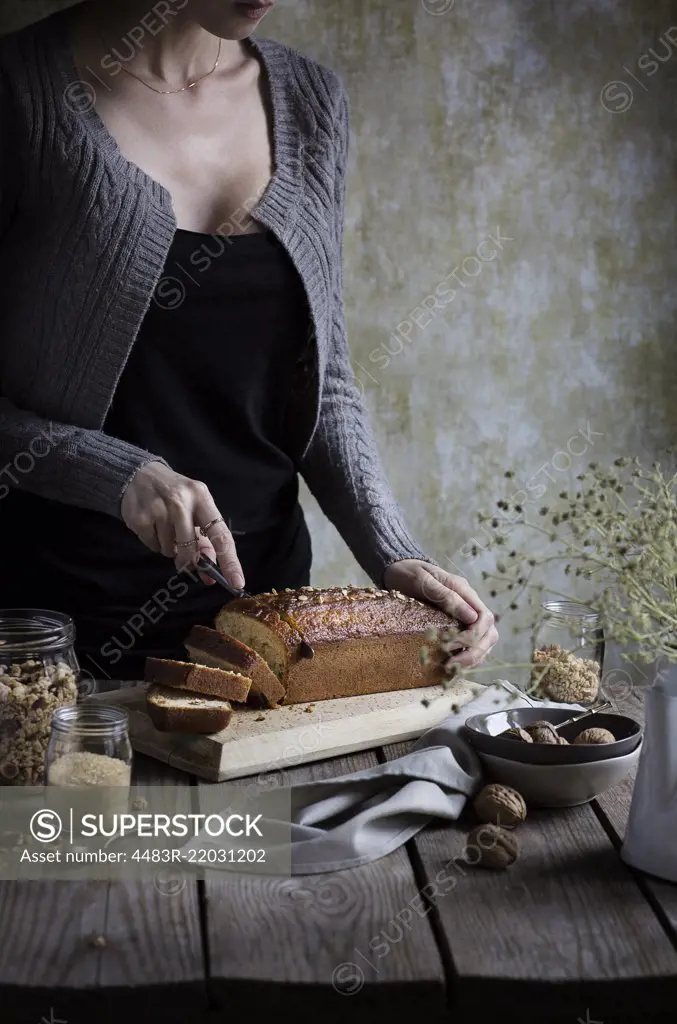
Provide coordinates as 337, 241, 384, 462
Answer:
5, 1, 677, 660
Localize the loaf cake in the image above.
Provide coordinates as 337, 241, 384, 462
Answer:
146, 684, 233, 733
184, 625, 285, 708
214, 585, 454, 705
144, 657, 251, 703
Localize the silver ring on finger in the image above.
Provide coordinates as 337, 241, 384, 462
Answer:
199, 516, 224, 536
175, 537, 198, 549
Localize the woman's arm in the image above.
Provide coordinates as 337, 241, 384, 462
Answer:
0, 394, 247, 585
299, 85, 434, 587
0, 395, 166, 516
0, 66, 160, 515
0, 395, 165, 512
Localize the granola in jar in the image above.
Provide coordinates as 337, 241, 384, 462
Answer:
0, 611, 80, 785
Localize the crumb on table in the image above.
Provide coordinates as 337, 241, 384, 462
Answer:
304, 704, 315, 713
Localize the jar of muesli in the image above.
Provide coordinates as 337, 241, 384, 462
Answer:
0, 610, 79, 785
531, 601, 604, 705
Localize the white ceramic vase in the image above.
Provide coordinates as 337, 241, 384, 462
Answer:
621, 657, 677, 883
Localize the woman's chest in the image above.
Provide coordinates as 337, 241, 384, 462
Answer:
90, 74, 274, 235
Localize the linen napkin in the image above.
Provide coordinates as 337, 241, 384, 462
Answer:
187, 682, 583, 875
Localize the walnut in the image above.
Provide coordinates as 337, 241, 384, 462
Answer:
573, 726, 616, 744
474, 784, 527, 827
465, 825, 518, 869
501, 726, 533, 743
525, 721, 561, 744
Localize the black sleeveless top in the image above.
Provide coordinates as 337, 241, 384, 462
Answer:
0, 229, 313, 672
106, 227, 309, 532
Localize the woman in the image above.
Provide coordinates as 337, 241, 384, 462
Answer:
0, 0, 498, 680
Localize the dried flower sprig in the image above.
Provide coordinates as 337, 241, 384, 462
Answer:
470, 456, 677, 665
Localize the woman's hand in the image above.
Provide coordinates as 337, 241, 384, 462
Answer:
383, 559, 498, 668
121, 462, 245, 588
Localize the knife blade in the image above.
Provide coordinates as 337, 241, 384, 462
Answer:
196, 554, 250, 599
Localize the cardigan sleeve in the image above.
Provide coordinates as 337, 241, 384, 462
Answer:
0, 396, 168, 512
0, 59, 168, 516
299, 83, 436, 586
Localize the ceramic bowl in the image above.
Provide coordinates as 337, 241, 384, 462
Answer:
462, 707, 642, 765
478, 741, 642, 807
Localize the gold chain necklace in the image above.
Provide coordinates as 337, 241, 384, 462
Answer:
103, 35, 222, 95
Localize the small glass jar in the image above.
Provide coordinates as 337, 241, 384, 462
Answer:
0, 610, 80, 785
46, 705, 132, 787
532, 601, 604, 704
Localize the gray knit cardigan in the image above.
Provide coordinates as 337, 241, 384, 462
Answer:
0, 6, 431, 585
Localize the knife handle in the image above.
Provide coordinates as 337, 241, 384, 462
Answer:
196, 554, 250, 599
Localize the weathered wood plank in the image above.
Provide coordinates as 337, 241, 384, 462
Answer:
0, 753, 207, 1024
201, 750, 447, 1023
98, 755, 205, 996
383, 738, 677, 1024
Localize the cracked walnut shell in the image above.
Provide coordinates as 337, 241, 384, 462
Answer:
474, 784, 527, 827
465, 824, 518, 869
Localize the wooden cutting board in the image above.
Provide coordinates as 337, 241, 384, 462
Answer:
86, 679, 482, 782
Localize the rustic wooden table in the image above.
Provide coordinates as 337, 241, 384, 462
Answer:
1, 690, 676, 1024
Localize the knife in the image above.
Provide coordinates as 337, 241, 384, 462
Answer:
196, 553, 315, 659
196, 553, 250, 599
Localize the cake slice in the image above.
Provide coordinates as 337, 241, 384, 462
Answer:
146, 683, 233, 733
184, 624, 285, 708
144, 657, 251, 703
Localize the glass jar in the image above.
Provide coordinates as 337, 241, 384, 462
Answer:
532, 601, 604, 704
0, 610, 80, 785
46, 705, 132, 787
